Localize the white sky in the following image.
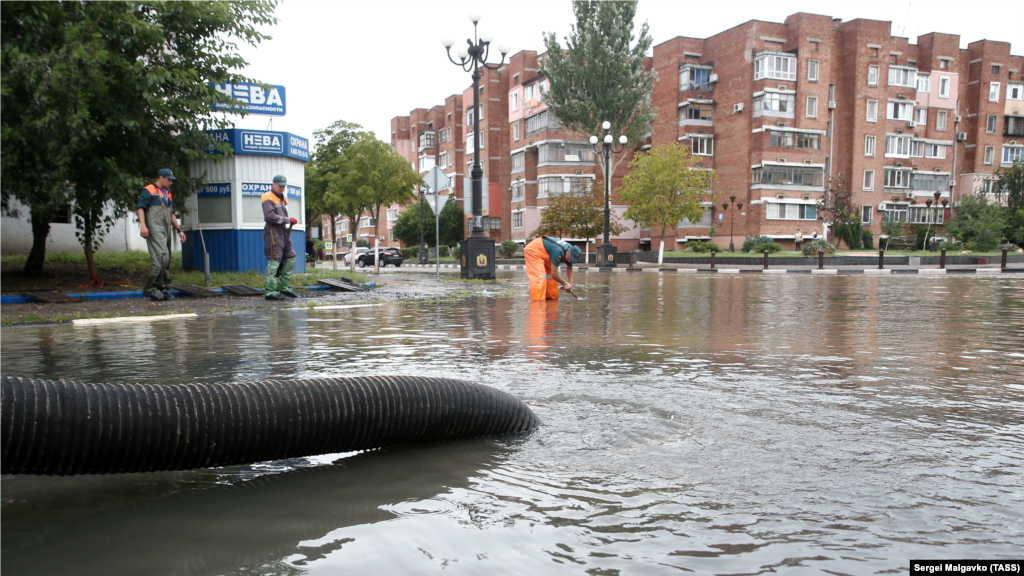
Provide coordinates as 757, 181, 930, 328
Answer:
230, 0, 1024, 144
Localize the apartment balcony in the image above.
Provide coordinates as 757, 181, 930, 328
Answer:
1005, 116, 1024, 137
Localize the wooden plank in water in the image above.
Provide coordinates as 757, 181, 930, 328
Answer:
221, 284, 264, 296
318, 278, 367, 292
20, 290, 82, 304
167, 283, 223, 298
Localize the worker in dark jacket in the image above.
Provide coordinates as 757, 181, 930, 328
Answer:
137, 168, 186, 301
263, 175, 298, 300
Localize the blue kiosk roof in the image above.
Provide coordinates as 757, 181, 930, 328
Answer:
205, 129, 309, 162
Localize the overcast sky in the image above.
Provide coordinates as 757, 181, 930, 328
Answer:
229, 0, 1023, 144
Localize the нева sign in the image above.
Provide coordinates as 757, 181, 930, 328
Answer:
211, 82, 287, 116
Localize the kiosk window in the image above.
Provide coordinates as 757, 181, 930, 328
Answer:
198, 197, 232, 224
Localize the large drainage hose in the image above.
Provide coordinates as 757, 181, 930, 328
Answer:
1, 375, 539, 476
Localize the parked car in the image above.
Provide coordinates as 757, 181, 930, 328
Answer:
356, 248, 404, 267
341, 247, 369, 265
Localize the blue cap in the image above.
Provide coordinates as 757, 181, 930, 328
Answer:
157, 168, 176, 180
273, 175, 287, 185
568, 245, 582, 263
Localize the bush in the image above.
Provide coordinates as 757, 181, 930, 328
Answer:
400, 247, 420, 260
757, 242, 783, 253
355, 239, 369, 248
498, 239, 519, 259
835, 220, 864, 250
861, 230, 874, 250
742, 236, 773, 252
999, 243, 1021, 252
802, 238, 835, 256
688, 240, 719, 253
452, 246, 461, 261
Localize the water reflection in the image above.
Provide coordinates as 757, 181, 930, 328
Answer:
2, 273, 1023, 574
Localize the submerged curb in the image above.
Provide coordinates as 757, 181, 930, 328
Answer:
400, 263, 1023, 275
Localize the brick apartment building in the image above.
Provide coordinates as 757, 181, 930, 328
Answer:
335, 12, 1021, 254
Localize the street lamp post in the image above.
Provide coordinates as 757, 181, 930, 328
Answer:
418, 186, 428, 264
589, 122, 628, 267
443, 15, 509, 279
723, 194, 743, 252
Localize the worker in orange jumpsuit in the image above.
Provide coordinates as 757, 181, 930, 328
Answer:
524, 236, 581, 300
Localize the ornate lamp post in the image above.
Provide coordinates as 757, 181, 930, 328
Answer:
443, 15, 509, 279
723, 194, 743, 252
589, 122, 628, 267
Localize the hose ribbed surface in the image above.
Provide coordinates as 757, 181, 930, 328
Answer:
1, 376, 539, 476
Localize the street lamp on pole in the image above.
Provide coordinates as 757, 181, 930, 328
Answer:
723, 194, 743, 252
589, 121, 628, 267
443, 15, 509, 279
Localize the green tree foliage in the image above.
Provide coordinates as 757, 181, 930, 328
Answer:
802, 238, 835, 256
391, 197, 465, 249
498, 240, 519, 259
618, 143, 716, 265
540, 1, 655, 182
534, 185, 626, 243
817, 175, 857, 249
1, 1, 277, 281
305, 119, 367, 269
342, 135, 421, 272
995, 159, 1024, 211
947, 194, 1008, 252
881, 219, 905, 250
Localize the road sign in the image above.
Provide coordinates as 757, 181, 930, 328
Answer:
423, 193, 451, 216
463, 177, 489, 216
346, 234, 353, 242
324, 242, 333, 250
424, 166, 450, 194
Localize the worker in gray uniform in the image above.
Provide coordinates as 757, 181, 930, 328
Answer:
137, 168, 186, 301
262, 174, 298, 300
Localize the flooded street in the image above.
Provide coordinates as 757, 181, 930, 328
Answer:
2, 272, 1023, 575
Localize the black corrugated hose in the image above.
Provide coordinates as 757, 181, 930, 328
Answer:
1, 375, 539, 476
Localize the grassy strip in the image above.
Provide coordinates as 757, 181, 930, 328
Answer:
171, 268, 369, 289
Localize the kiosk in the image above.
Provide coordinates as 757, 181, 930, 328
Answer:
180, 128, 310, 273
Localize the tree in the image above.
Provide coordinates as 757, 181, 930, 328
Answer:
618, 143, 716, 265
305, 119, 366, 269
994, 159, 1024, 211
391, 196, 465, 249
342, 135, 421, 273
817, 174, 856, 249
540, 1, 655, 191
946, 194, 1008, 252
534, 184, 626, 261
1, 1, 277, 283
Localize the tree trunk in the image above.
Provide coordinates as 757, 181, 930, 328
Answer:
83, 211, 103, 286
24, 210, 51, 275
658, 226, 666, 266
330, 213, 338, 271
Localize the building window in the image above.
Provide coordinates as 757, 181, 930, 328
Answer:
925, 144, 946, 159
418, 155, 436, 172
512, 211, 524, 229
512, 92, 519, 111
868, 65, 879, 87
939, 60, 948, 69
914, 108, 927, 125
916, 74, 931, 92
888, 66, 917, 88
863, 170, 874, 191
690, 135, 713, 156
679, 104, 713, 124
881, 203, 908, 223
939, 77, 950, 98
1009, 83, 1024, 101
513, 122, 520, 141
525, 110, 562, 135
887, 101, 914, 120
418, 131, 435, 150
986, 114, 997, 134
751, 165, 824, 187
511, 151, 524, 173
511, 180, 525, 203
754, 53, 796, 81
808, 60, 819, 82
806, 96, 818, 118
884, 168, 911, 188
984, 146, 995, 165
359, 216, 375, 228
766, 202, 817, 220
885, 135, 912, 157
911, 173, 948, 193
862, 205, 873, 225
866, 100, 878, 122
387, 208, 399, 222
438, 151, 447, 168
770, 131, 820, 149
679, 66, 713, 91
909, 140, 925, 158
1004, 146, 1024, 164
936, 110, 947, 131
909, 206, 944, 224
1007, 116, 1024, 136
753, 92, 795, 116
989, 82, 1001, 102
538, 176, 591, 198
538, 142, 593, 163
865, 135, 876, 156
466, 132, 482, 151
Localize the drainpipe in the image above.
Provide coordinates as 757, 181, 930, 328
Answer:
951, 100, 961, 209
827, 86, 835, 240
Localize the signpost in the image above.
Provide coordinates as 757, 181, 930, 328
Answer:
423, 167, 451, 278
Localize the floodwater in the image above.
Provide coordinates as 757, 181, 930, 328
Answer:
2, 273, 1023, 575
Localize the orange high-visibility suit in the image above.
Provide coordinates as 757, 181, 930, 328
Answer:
525, 238, 559, 300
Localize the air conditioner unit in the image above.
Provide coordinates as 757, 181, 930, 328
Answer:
878, 203, 887, 211
955, 115, 962, 123
733, 103, 745, 113
709, 73, 719, 83
957, 132, 968, 141
828, 100, 837, 109
908, 121, 917, 128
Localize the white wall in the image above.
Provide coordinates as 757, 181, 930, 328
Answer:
1, 197, 180, 255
